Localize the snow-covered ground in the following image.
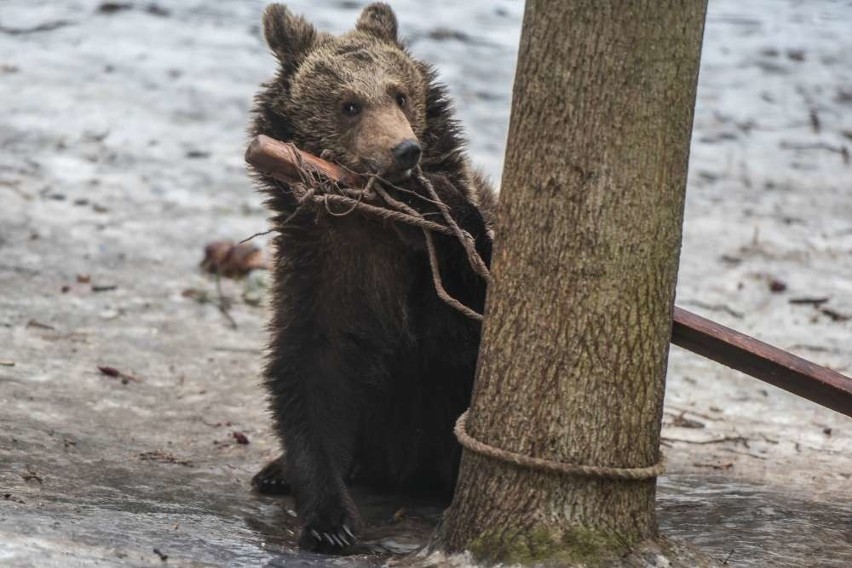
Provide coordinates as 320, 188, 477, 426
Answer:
0, 1, 850, 566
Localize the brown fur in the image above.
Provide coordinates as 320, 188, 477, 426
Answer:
247, 3, 497, 553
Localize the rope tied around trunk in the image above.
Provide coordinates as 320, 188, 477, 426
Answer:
454, 410, 666, 480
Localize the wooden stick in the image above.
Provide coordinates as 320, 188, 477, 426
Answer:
672, 307, 852, 417
244, 135, 852, 418
245, 134, 363, 187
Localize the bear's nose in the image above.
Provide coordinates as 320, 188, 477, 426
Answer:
391, 139, 422, 170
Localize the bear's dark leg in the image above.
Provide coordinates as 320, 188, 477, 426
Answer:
251, 454, 291, 495
266, 341, 364, 552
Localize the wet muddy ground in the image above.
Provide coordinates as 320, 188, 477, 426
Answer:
1, 0, 850, 566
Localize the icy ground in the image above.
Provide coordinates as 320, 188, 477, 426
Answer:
0, 0, 850, 566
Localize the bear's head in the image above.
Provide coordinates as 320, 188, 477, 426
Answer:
260, 3, 430, 177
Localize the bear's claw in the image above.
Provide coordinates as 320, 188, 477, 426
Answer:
300, 520, 357, 552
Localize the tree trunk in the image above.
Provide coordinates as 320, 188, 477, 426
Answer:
439, 0, 707, 565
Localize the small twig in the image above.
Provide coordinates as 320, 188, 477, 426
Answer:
139, 451, 194, 467
0, 20, 74, 35
788, 297, 830, 306
692, 461, 733, 470
212, 346, 263, 353
664, 407, 721, 421
780, 141, 847, 154
26, 320, 55, 330
665, 410, 705, 429
820, 307, 851, 322
98, 365, 143, 384
720, 448, 767, 460
682, 300, 744, 319
239, 229, 274, 244
662, 435, 750, 446
214, 273, 237, 329
786, 344, 831, 353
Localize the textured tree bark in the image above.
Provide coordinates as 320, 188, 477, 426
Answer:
439, 0, 707, 565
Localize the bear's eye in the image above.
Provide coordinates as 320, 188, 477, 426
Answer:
342, 102, 361, 117
396, 93, 407, 108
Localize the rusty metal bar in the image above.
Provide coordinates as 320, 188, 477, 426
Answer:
672, 306, 852, 418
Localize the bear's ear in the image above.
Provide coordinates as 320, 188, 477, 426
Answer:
262, 4, 317, 69
356, 3, 400, 45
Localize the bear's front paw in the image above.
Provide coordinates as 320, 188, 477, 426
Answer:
298, 503, 358, 552
251, 455, 292, 495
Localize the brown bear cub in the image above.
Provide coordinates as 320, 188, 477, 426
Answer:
247, 2, 496, 552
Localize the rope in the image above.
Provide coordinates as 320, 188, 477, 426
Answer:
369, 178, 485, 322
454, 410, 665, 480
264, 161, 489, 321
416, 171, 492, 285
425, 229, 484, 321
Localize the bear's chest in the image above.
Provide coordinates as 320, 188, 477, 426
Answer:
306, 216, 419, 329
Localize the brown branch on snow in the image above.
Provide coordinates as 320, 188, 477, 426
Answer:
97, 365, 143, 384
